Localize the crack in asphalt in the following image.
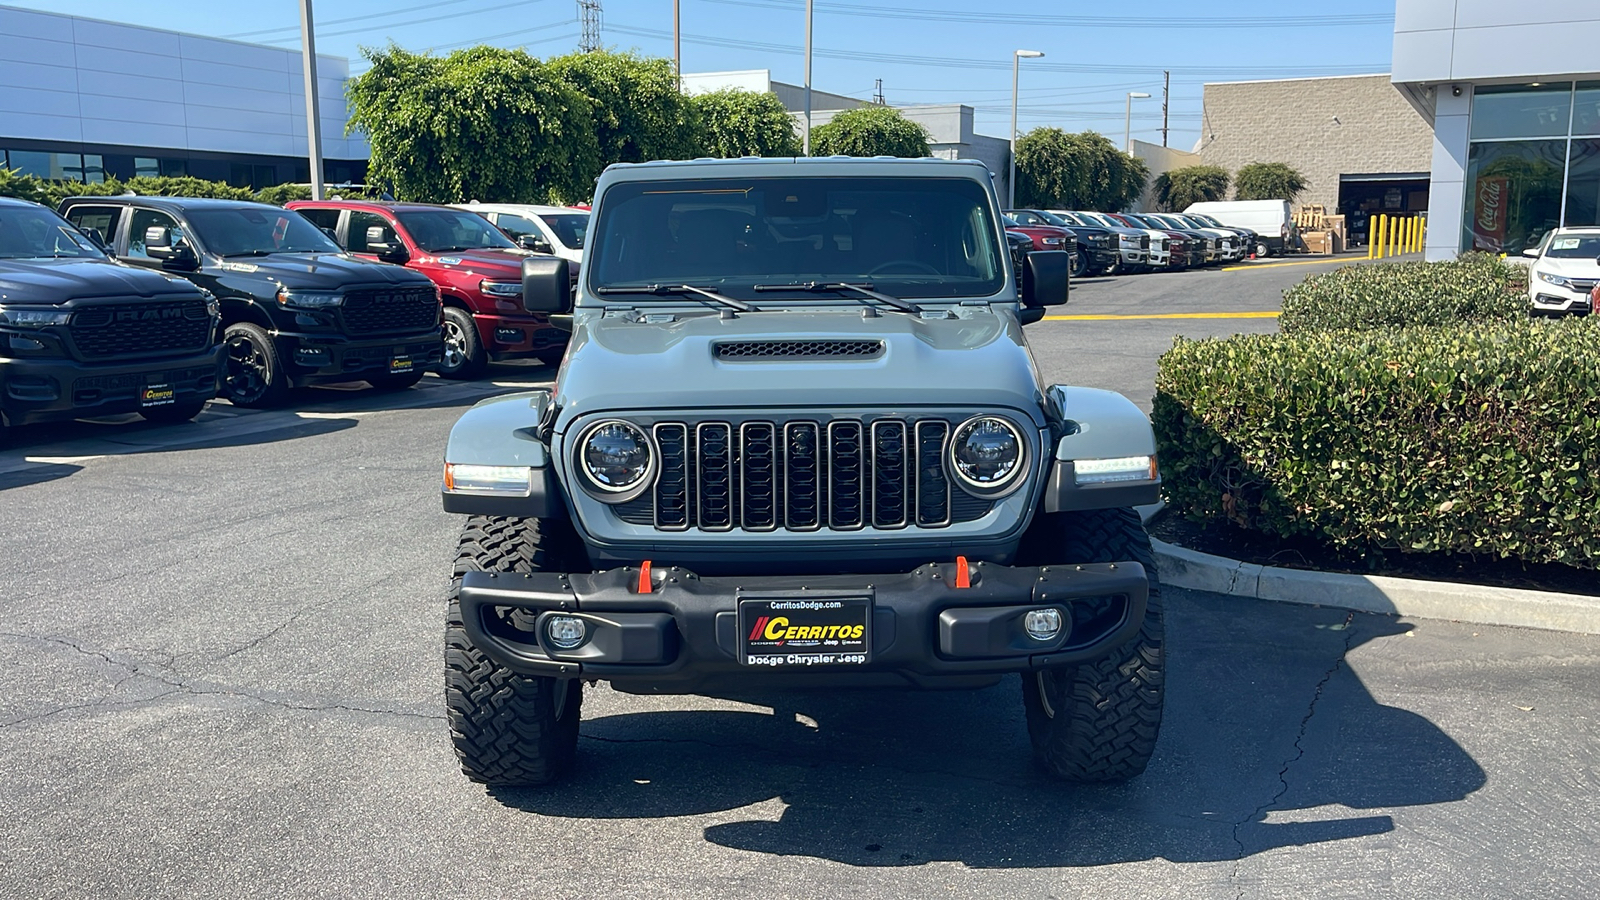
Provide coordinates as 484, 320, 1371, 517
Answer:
1227, 610, 1356, 900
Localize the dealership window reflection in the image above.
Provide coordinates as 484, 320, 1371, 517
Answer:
1463, 140, 1564, 254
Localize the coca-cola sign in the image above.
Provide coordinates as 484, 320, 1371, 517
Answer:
1471, 176, 1509, 252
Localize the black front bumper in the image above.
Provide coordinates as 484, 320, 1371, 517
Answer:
458, 560, 1148, 693
2, 345, 222, 426
274, 328, 442, 385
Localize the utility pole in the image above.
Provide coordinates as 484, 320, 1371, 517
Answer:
803, 0, 813, 155
873, 78, 884, 105
1162, 70, 1170, 148
298, 0, 324, 200
578, 0, 601, 52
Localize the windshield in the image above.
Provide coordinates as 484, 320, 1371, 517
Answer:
397, 209, 518, 253
539, 212, 589, 250
1544, 235, 1600, 259
185, 207, 341, 256
590, 177, 1005, 300
0, 205, 106, 260
1049, 211, 1088, 227
1079, 212, 1119, 228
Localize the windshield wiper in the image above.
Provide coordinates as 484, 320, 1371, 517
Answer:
752, 281, 922, 315
597, 283, 752, 312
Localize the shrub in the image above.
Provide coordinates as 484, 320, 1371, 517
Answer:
1153, 165, 1229, 211
1233, 162, 1308, 203
1279, 253, 1528, 334
1152, 318, 1600, 570
811, 107, 929, 159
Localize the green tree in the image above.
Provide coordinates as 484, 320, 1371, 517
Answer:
1014, 128, 1149, 211
548, 50, 700, 171
1153, 165, 1231, 211
1234, 162, 1308, 202
810, 107, 929, 158
347, 44, 599, 204
692, 88, 802, 158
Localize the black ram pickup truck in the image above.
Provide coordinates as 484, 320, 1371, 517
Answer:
60, 196, 442, 408
1, 197, 221, 444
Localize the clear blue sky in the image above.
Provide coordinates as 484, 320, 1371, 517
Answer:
18, 0, 1399, 151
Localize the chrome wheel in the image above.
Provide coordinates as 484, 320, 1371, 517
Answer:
441, 318, 468, 372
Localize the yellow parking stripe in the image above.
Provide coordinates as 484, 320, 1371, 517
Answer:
1221, 256, 1391, 271
1043, 311, 1279, 321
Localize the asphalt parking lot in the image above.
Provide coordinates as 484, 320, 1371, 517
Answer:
3, 253, 1597, 898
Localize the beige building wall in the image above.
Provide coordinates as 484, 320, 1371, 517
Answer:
1196, 74, 1434, 210
1130, 139, 1200, 211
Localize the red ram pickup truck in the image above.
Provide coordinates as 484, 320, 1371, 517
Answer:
288, 200, 568, 379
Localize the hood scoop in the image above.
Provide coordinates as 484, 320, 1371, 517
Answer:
715, 339, 885, 360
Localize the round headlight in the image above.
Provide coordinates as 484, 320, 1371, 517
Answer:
578, 420, 654, 495
947, 416, 1026, 495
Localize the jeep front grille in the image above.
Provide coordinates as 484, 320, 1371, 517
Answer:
341, 286, 439, 335
617, 416, 994, 532
69, 299, 213, 360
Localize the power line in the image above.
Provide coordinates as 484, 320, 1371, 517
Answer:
261, 0, 549, 44
693, 0, 1393, 29
225, 0, 495, 38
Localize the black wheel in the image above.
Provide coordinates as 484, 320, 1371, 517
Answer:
438, 307, 488, 380
1017, 507, 1165, 782
1069, 250, 1088, 279
138, 399, 207, 424
446, 516, 585, 786
367, 370, 425, 391
222, 322, 289, 409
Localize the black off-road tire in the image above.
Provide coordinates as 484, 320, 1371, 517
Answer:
1017, 507, 1165, 782
446, 515, 585, 786
222, 322, 290, 409
138, 398, 207, 424
367, 370, 425, 391
438, 307, 488, 380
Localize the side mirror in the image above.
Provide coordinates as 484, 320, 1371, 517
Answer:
1021, 249, 1070, 310
145, 225, 175, 257
1522, 247, 1540, 258
365, 225, 407, 261
518, 234, 553, 254
521, 256, 572, 313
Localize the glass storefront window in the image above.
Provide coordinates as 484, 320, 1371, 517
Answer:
83, 154, 104, 183
1573, 82, 1600, 138
1463, 140, 1566, 254
1564, 138, 1600, 227
134, 157, 160, 178
1470, 84, 1574, 140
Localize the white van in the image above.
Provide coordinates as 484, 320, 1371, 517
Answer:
1184, 200, 1292, 257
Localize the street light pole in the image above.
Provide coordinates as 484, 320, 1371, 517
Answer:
1009, 49, 1043, 210
299, 0, 324, 200
1124, 91, 1151, 154
803, 0, 813, 155
673, 0, 681, 90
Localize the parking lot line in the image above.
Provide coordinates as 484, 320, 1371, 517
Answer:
1221, 257, 1369, 272
1043, 311, 1279, 321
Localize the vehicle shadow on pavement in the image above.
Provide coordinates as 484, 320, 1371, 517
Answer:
491, 591, 1485, 868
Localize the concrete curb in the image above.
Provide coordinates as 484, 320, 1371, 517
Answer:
1149, 536, 1600, 636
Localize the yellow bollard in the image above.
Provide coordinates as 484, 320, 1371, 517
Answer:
1391, 215, 1401, 257
1405, 217, 1414, 254
1379, 215, 1389, 259
1410, 217, 1418, 253
1418, 218, 1426, 254
1372, 216, 1384, 258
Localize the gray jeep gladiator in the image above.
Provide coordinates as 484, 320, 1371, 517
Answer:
439, 157, 1165, 785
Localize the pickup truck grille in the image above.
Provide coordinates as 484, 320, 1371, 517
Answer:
69, 299, 213, 360
617, 415, 998, 532
341, 286, 439, 335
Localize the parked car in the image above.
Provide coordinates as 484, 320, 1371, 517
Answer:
1121, 213, 1209, 267
1, 197, 221, 443
1007, 210, 1118, 274
1184, 200, 1292, 257
1003, 216, 1085, 277
290, 201, 569, 379
1102, 212, 1183, 270
1068, 211, 1155, 272
1165, 213, 1244, 263
1004, 228, 1036, 274
454, 203, 587, 267
60, 196, 441, 407
1522, 227, 1600, 316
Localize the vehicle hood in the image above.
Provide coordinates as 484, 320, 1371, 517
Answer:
553, 307, 1045, 427
1535, 258, 1600, 279
217, 252, 434, 290
0, 257, 200, 305
417, 247, 530, 278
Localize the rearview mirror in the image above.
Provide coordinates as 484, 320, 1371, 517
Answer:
1022, 250, 1071, 310
522, 256, 572, 313
518, 233, 553, 254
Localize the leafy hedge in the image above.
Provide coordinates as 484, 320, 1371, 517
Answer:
1279, 253, 1528, 334
1153, 318, 1600, 570
0, 170, 330, 209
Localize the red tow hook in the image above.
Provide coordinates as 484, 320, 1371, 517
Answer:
637, 560, 653, 594
953, 555, 971, 589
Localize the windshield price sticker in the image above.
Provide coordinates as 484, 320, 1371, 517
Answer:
739, 597, 870, 667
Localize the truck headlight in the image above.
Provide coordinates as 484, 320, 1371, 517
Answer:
276, 288, 343, 308
947, 415, 1026, 496
0, 305, 72, 327
480, 280, 523, 298
577, 419, 655, 498
1073, 455, 1158, 485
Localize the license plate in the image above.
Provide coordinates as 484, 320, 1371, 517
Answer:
739, 597, 870, 667
389, 355, 413, 374
139, 383, 175, 407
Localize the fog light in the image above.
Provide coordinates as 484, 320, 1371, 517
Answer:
545, 616, 587, 650
1024, 608, 1062, 641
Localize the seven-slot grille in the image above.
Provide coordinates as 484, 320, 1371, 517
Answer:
621, 416, 999, 532
68, 299, 212, 360
341, 286, 439, 335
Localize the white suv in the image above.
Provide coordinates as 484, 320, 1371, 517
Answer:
453, 203, 588, 266
1524, 227, 1600, 316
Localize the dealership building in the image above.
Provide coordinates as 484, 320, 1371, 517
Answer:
0, 4, 366, 189
1393, 1, 1600, 260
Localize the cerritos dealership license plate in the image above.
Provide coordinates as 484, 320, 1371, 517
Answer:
389, 354, 413, 374
738, 597, 870, 667
139, 383, 175, 407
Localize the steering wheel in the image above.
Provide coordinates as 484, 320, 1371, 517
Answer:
867, 259, 941, 276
